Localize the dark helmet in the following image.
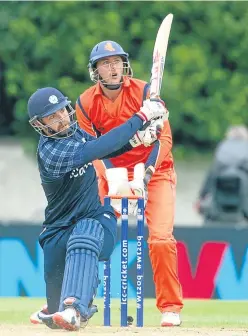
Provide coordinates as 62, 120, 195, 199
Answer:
88, 40, 129, 67
28, 87, 77, 138
88, 40, 133, 88
28, 87, 71, 120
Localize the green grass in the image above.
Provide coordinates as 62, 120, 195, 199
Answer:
1, 298, 248, 328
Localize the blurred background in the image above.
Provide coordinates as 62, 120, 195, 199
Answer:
1, 1, 248, 300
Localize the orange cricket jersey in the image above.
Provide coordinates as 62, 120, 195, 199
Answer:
76, 77, 174, 172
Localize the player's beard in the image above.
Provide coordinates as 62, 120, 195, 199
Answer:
57, 121, 70, 136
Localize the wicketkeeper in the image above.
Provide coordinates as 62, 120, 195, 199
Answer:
76, 40, 183, 326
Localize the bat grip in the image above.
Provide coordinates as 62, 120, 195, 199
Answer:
150, 97, 165, 106
140, 120, 151, 131
150, 97, 160, 102
144, 166, 155, 187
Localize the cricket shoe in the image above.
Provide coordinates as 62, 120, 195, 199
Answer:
52, 307, 81, 331
30, 305, 47, 325
30, 304, 60, 329
161, 312, 181, 327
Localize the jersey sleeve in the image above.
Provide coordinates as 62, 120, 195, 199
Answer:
144, 120, 173, 170
40, 115, 143, 177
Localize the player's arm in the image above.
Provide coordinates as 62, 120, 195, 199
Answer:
76, 96, 135, 166
101, 143, 134, 159
124, 120, 172, 198
75, 91, 166, 161
41, 115, 148, 178
144, 120, 172, 171
100, 102, 167, 159
82, 115, 146, 162
138, 86, 172, 176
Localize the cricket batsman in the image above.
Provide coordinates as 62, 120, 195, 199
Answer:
76, 41, 183, 326
28, 87, 167, 331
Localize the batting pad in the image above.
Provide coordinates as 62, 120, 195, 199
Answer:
59, 218, 104, 318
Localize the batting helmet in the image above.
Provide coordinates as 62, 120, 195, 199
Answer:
28, 87, 77, 138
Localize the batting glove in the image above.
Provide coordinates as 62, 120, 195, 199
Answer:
129, 118, 164, 148
136, 99, 169, 123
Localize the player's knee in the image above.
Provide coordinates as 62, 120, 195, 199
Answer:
68, 218, 104, 256
99, 227, 116, 261
148, 237, 178, 257
96, 211, 117, 261
148, 234, 176, 244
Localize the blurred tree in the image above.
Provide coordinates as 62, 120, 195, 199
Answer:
0, 59, 15, 135
0, 2, 247, 151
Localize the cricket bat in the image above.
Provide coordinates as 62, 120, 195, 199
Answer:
150, 13, 173, 99
144, 14, 174, 184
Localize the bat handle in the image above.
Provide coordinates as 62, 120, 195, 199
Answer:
150, 96, 160, 102
144, 166, 155, 187
149, 96, 165, 106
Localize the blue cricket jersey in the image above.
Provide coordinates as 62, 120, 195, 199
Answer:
37, 115, 143, 227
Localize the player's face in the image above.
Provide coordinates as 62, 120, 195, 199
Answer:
97, 56, 123, 85
42, 107, 70, 135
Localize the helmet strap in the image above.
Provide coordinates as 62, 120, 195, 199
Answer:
102, 83, 122, 90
